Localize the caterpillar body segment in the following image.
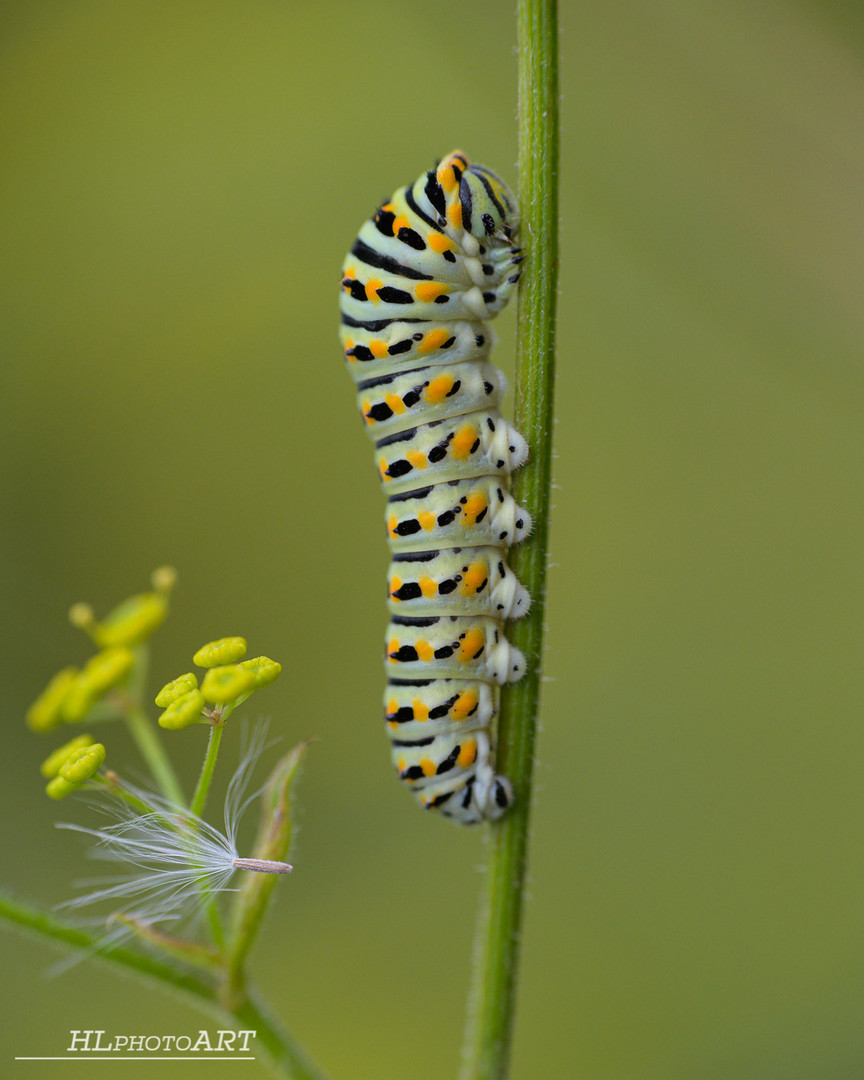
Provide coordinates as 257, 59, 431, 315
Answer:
375, 412, 528, 494
340, 150, 529, 824
386, 614, 526, 684
387, 546, 531, 620
386, 478, 533, 554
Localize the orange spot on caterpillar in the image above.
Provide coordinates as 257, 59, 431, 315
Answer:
366, 278, 383, 303
406, 449, 427, 469
418, 329, 450, 354
419, 577, 437, 599
458, 628, 485, 663
451, 424, 478, 459
420, 757, 437, 777
450, 690, 478, 721
385, 393, 405, 415
370, 339, 389, 359
425, 375, 455, 404
447, 202, 462, 230
387, 638, 400, 662
389, 576, 402, 601
460, 562, 487, 596
415, 282, 448, 303
387, 515, 399, 538
415, 640, 434, 663
412, 699, 429, 721
428, 233, 455, 255
417, 511, 435, 531
457, 739, 477, 768
462, 494, 487, 524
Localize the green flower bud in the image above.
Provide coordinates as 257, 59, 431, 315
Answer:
59, 742, 106, 784
158, 689, 206, 730
155, 672, 198, 708
59, 674, 98, 723
46, 775, 76, 800
240, 656, 282, 688
93, 593, 168, 648
200, 664, 256, 704
46, 740, 106, 798
68, 603, 96, 633
26, 667, 80, 732
40, 734, 95, 778
151, 565, 177, 596
194, 637, 247, 668
82, 646, 135, 693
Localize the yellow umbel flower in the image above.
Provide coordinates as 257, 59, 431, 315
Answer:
158, 689, 206, 730
41, 734, 96, 778
240, 656, 282, 688
200, 665, 256, 704
155, 672, 199, 708
46, 741, 106, 799
27, 667, 80, 732
193, 637, 247, 668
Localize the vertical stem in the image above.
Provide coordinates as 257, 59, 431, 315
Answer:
190, 722, 224, 817
124, 706, 186, 807
123, 645, 185, 807
190, 723, 227, 949
461, 1, 559, 1078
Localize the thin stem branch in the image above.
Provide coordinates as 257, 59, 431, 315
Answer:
461, 1, 559, 1078
123, 647, 185, 806
191, 722, 224, 817
124, 705, 185, 807
0, 891, 328, 1080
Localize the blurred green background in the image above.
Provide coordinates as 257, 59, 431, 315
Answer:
2, 2, 862, 1077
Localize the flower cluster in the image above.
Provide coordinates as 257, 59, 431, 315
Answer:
26, 567, 176, 733
23, 568, 305, 999
155, 637, 281, 731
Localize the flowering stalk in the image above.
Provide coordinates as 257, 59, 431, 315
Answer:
0, 891, 328, 1080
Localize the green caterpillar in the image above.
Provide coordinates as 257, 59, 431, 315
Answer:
339, 150, 530, 824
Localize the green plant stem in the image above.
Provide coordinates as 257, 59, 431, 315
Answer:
191, 722, 224, 817
461, 1, 559, 1078
124, 705, 185, 807
123, 645, 185, 806
0, 890, 328, 1080
188, 723, 228, 950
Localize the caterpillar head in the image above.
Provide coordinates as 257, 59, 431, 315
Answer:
432, 151, 519, 253
460, 162, 519, 245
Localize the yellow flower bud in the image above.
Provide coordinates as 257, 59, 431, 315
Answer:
155, 672, 199, 708
26, 667, 80, 732
83, 646, 135, 692
40, 734, 95, 778
151, 565, 177, 596
93, 593, 168, 648
46, 775, 76, 800
240, 656, 282, 688
69, 602, 96, 632
59, 743, 106, 784
200, 664, 256, 704
59, 674, 98, 724
158, 689, 206, 730
193, 637, 247, 668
